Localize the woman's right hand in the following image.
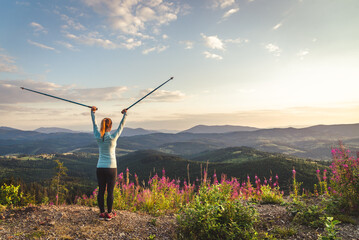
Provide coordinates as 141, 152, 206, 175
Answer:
91, 106, 97, 112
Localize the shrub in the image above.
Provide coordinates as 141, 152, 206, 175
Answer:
317, 217, 342, 240
271, 226, 297, 238
259, 185, 283, 204
177, 184, 258, 240
288, 198, 326, 228
329, 144, 359, 213
0, 183, 25, 206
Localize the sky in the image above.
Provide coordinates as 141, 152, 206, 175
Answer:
1, 0, 359, 131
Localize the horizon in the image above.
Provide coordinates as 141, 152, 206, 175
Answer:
1, 0, 359, 131
2, 121, 359, 133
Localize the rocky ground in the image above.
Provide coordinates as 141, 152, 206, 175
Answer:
0, 204, 358, 239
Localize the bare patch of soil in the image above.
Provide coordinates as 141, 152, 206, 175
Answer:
0, 205, 176, 240
0, 204, 358, 239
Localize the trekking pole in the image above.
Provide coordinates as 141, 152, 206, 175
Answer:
126, 77, 174, 110
20, 87, 98, 110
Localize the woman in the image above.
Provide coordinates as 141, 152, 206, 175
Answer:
91, 106, 127, 221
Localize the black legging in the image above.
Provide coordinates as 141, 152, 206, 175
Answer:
96, 168, 117, 213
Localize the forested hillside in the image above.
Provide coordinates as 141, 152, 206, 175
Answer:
0, 147, 327, 203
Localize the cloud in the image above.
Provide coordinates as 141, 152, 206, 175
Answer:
16, 1, 30, 6
0, 50, 18, 73
60, 14, 86, 31
66, 33, 119, 49
203, 51, 223, 60
142, 45, 168, 55
27, 40, 58, 52
297, 49, 309, 60
137, 89, 185, 102
180, 41, 194, 49
225, 37, 247, 44
121, 38, 142, 50
212, 0, 236, 9
162, 34, 169, 39
201, 34, 225, 50
29, 22, 47, 34
272, 22, 282, 30
222, 8, 239, 18
82, 0, 182, 37
57, 41, 79, 51
265, 43, 281, 56
0, 79, 128, 104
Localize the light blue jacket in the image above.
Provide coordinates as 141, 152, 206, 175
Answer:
91, 111, 127, 168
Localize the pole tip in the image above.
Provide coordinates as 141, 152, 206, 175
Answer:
170, 77, 174, 80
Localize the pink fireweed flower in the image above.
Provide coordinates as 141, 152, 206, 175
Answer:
118, 172, 124, 182
316, 169, 321, 182
292, 169, 296, 179
213, 173, 218, 185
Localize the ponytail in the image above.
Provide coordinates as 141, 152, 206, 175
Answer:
100, 118, 112, 141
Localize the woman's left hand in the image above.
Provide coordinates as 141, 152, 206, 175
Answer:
121, 109, 127, 114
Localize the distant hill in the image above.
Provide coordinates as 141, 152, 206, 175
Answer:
1, 123, 359, 160
121, 127, 159, 137
34, 127, 158, 136
35, 127, 79, 134
189, 146, 291, 163
0, 126, 19, 131
181, 125, 259, 134
157, 141, 221, 156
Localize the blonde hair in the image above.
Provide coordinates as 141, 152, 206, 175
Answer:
100, 118, 112, 140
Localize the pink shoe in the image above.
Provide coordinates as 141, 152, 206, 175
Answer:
99, 212, 106, 220
105, 212, 116, 221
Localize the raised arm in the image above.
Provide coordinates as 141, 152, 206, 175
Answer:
91, 106, 101, 139
112, 109, 127, 140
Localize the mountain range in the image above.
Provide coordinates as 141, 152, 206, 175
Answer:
1, 124, 359, 160
180, 125, 259, 134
